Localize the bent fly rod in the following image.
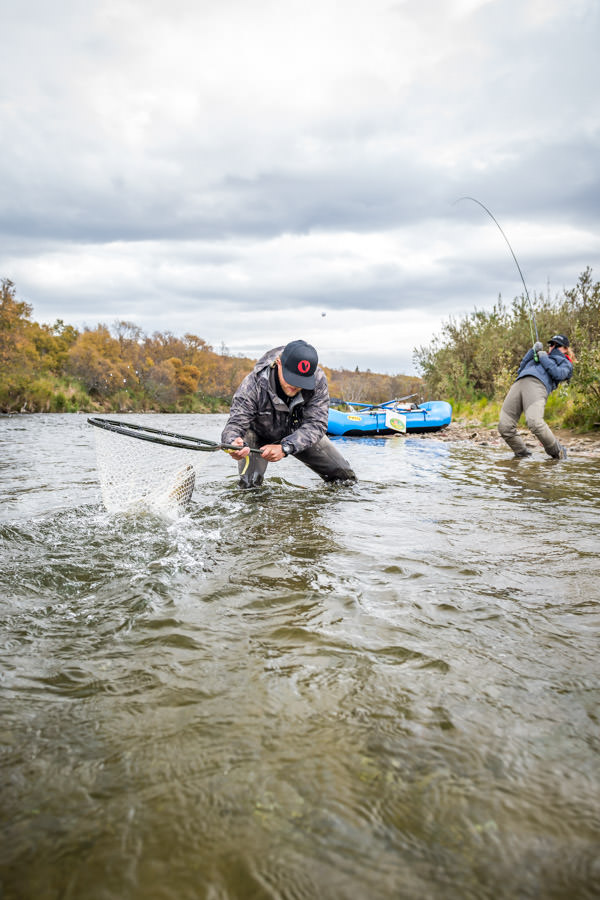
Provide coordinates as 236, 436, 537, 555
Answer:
454, 196, 540, 359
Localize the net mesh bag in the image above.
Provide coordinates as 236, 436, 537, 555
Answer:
92, 426, 209, 514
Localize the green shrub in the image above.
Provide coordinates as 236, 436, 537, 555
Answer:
415, 269, 600, 432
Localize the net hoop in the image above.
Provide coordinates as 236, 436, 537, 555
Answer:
88, 417, 260, 514
87, 416, 242, 452
87, 416, 252, 515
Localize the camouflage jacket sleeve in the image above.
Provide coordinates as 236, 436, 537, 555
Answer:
220, 372, 260, 445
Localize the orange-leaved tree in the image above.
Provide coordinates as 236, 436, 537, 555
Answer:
67, 325, 137, 397
0, 279, 42, 410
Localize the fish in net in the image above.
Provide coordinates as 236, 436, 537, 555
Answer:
88, 417, 258, 515
92, 425, 205, 515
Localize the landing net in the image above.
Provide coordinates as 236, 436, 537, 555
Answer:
90, 421, 210, 515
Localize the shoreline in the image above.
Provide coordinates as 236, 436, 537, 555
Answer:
411, 421, 600, 457
4, 409, 600, 457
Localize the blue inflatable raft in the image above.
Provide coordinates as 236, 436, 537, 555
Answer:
327, 397, 452, 436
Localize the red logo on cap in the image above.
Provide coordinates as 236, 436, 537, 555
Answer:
298, 359, 310, 374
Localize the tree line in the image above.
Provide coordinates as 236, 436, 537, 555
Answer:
3, 271, 597, 424
0, 279, 422, 413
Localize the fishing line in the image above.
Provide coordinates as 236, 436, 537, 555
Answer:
454, 196, 539, 351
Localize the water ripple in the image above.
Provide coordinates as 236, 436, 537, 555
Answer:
1, 416, 599, 899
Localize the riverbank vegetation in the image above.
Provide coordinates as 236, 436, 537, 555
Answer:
4, 269, 597, 426
0, 279, 421, 413
415, 268, 600, 431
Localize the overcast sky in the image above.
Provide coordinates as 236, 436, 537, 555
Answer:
1, 0, 598, 374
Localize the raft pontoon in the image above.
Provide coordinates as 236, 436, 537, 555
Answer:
327, 396, 452, 436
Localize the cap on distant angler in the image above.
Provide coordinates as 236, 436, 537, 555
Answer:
548, 334, 569, 348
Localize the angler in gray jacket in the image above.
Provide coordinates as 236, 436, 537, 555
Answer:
498, 333, 574, 459
222, 339, 356, 488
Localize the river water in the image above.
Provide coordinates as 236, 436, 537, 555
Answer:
1, 414, 599, 900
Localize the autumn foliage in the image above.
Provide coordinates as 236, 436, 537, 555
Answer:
0, 279, 421, 413
0, 279, 256, 412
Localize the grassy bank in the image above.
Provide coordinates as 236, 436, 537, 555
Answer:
5, 373, 231, 415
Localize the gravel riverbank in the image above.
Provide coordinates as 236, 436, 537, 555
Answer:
409, 421, 600, 457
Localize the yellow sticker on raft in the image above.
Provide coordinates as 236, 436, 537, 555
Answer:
347, 415, 362, 421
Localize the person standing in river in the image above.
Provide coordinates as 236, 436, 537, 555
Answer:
498, 333, 574, 459
222, 339, 356, 488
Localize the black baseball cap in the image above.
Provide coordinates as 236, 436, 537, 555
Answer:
548, 334, 569, 348
280, 339, 318, 389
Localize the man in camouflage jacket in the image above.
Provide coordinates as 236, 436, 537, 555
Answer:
222, 340, 356, 488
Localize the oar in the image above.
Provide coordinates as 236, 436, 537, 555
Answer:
374, 395, 419, 410
333, 394, 419, 413
329, 397, 372, 408
330, 395, 419, 411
